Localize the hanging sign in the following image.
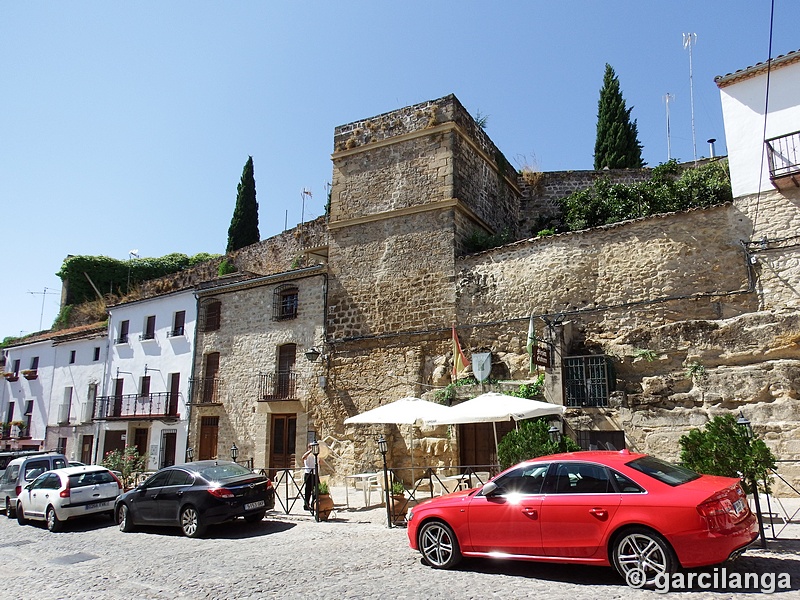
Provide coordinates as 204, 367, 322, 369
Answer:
534, 346, 550, 368
472, 352, 492, 382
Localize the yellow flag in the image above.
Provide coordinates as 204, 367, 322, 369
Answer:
452, 326, 468, 378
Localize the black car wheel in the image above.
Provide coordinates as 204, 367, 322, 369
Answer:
117, 503, 135, 533
612, 527, 676, 587
244, 511, 266, 523
16, 503, 26, 526
5, 497, 14, 519
46, 506, 63, 532
180, 506, 205, 538
418, 520, 462, 569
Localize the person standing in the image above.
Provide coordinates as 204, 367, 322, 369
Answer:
302, 443, 316, 512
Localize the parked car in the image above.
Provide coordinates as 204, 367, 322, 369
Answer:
0, 450, 55, 480
1, 452, 68, 518
115, 460, 275, 538
16, 465, 123, 531
407, 450, 758, 585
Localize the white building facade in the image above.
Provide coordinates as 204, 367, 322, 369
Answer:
99, 289, 197, 470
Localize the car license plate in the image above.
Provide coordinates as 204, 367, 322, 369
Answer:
244, 500, 265, 511
733, 498, 745, 514
86, 501, 109, 511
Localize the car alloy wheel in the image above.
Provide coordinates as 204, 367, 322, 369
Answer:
419, 521, 462, 569
612, 528, 675, 586
118, 504, 135, 533
46, 506, 63, 532
180, 506, 204, 538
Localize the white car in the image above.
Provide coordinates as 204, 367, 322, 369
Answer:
16, 466, 123, 532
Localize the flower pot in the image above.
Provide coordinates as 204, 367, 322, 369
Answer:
316, 493, 334, 521
22, 370, 38, 380
390, 494, 412, 524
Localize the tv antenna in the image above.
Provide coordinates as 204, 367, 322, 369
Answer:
28, 287, 59, 331
663, 93, 675, 160
300, 188, 312, 225
683, 33, 698, 164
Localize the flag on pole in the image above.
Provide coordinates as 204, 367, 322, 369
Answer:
526, 315, 537, 373
452, 325, 468, 378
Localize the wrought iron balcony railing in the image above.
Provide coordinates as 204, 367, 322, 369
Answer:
94, 392, 179, 420
766, 130, 800, 187
259, 371, 298, 400
189, 377, 223, 404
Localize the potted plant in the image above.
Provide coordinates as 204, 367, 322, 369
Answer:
0, 422, 9, 439
21, 369, 38, 380
316, 480, 334, 521
9, 420, 25, 438
390, 480, 411, 524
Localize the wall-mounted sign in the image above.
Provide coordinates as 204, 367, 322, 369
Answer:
472, 353, 492, 382
534, 347, 550, 368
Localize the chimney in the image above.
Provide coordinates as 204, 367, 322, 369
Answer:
707, 138, 717, 158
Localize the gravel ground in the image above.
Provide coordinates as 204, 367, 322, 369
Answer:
1, 486, 799, 599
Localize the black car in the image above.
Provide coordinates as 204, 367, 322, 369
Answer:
114, 461, 275, 537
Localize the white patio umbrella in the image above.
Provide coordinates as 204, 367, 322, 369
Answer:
422, 392, 566, 452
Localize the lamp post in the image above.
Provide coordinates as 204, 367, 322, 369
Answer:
737, 412, 766, 549
311, 441, 320, 523
185, 447, 194, 463
378, 436, 392, 528
230, 443, 238, 463
548, 425, 561, 446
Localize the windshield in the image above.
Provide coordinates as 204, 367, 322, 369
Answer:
626, 456, 700, 486
196, 463, 253, 482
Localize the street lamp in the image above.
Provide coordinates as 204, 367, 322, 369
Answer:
548, 425, 561, 445
304, 348, 322, 362
378, 436, 392, 528
311, 441, 320, 523
230, 443, 238, 462
736, 411, 766, 549
185, 447, 194, 462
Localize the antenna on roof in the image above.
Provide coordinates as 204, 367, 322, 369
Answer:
663, 93, 675, 160
683, 33, 698, 165
27, 287, 59, 331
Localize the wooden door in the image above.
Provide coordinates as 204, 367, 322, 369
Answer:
113, 378, 124, 417
458, 421, 515, 471
103, 430, 126, 456
276, 345, 296, 399
199, 416, 219, 460
134, 428, 148, 457
168, 373, 180, 416
203, 353, 220, 403
81, 435, 94, 464
269, 414, 296, 477
160, 430, 177, 468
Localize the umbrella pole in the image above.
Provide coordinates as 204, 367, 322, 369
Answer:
493, 422, 498, 460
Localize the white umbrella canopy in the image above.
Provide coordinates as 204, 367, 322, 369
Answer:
422, 392, 564, 426
344, 396, 453, 425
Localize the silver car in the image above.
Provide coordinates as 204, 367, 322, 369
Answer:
16, 465, 122, 532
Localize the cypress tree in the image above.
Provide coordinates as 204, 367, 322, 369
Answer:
226, 156, 260, 252
593, 64, 644, 170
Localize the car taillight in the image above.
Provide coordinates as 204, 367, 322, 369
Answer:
266, 478, 273, 490
109, 471, 123, 490
208, 487, 235, 499
697, 485, 744, 532
14, 485, 21, 497
59, 480, 71, 499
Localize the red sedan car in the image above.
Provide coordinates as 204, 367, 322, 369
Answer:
407, 450, 758, 584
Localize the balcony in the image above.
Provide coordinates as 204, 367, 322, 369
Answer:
259, 371, 298, 400
766, 130, 800, 190
94, 392, 180, 420
189, 377, 223, 404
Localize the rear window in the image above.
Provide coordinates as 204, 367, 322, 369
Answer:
626, 456, 700, 487
2, 465, 20, 483
69, 470, 115, 488
196, 463, 252, 482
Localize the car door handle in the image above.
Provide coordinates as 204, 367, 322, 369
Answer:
176, 491, 184, 497
522, 507, 538, 519
589, 508, 608, 519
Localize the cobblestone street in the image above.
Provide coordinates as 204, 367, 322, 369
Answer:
2, 486, 799, 599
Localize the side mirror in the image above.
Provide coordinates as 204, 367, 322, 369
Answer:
481, 481, 499, 497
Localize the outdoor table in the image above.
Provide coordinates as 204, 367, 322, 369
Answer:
344, 472, 380, 508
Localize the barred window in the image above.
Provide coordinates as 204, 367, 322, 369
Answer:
273, 285, 299, 321
563, 355, 614, 408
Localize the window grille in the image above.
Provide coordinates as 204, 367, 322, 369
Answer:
563, 355, 613, 407
273, 285, 299, 321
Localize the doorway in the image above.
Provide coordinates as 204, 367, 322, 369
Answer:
133, 428, 148, 457
458, 421, 515, 470
269, 414, 297, 478
199, 416, 219, 460
81, 435, 94, 464
103, 430, 126, 456
160, 429, 177, 468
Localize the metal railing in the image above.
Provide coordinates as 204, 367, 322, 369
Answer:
259, 372, 298, 400
188, 377, 223, 404
766, 130, 800, 181
94, 392, 179, 419
262, 468, 306, 515
758, 460, 800, 540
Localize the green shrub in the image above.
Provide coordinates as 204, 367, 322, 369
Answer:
101, 446, 148, 490
497, 419, 580, 470
679, 414, 776, 494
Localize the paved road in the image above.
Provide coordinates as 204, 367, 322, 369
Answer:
1, 502, 799, 599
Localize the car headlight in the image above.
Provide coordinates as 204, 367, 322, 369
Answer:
407, 508, 414, 522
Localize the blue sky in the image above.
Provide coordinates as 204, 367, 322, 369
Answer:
0, 2, 796, 341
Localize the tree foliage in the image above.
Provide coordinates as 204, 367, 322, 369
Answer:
497, 418, 580, 470
594, 64, 644, 170
559, 159, 732, 231
227, 156, 260, 252
679, 414, 777, 494
56, 252, 221, 306
101, 446, 149, 490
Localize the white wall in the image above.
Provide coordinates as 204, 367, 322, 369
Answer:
720, 59, 800, 197
2, 340, 54, 446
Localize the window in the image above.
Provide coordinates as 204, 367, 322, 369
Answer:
57, 437, 67, 454
626, 456, 700, 487
117, 320, 130, 344
12, 359, 20, 375
200, 299, 221, 332
273, 285, 299, 321
24, 400, 34, 432
545, 462, 612, 494
93, 346, 101, 361
574, 429, 626, 451
84, 383, 98, 422
171, 310, 186, 336
140, 375, 151, 398
59, 387, 73, 424
490, 463, 549, 495
142, 315, 156, 341
29, 357, 39, 370
563, 355, 614, 407
69, 350, 76, 364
